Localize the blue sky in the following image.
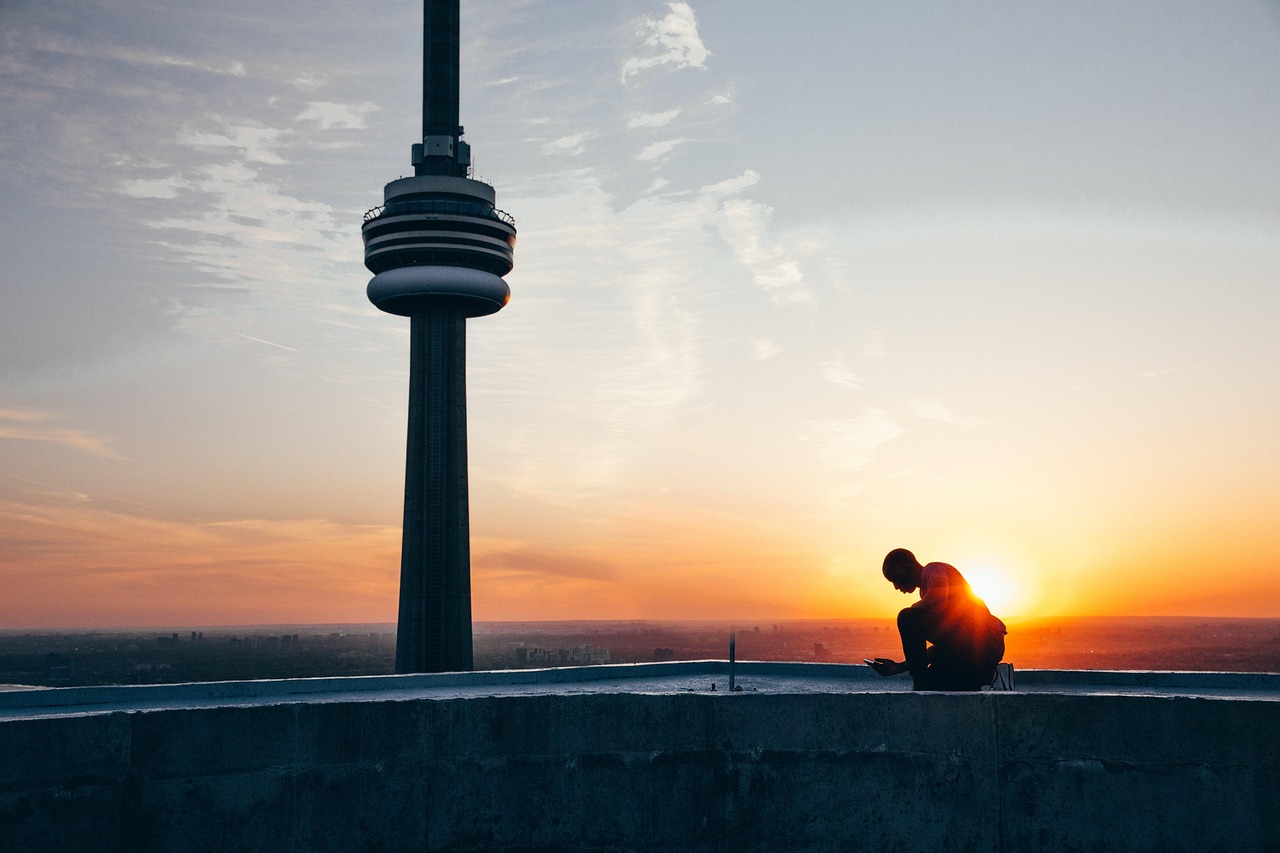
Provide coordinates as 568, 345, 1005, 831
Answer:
2, 1, 1279, 627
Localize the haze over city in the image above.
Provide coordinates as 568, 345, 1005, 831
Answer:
2, 1, 1279, 630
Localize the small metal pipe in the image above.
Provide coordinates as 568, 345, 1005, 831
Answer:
729, 628, 736, 691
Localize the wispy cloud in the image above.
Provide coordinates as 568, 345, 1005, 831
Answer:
16, 29, 246, 77
697, 170, 813, 304
0, 409, 55, 424
637, 137, 690, 161
143, 155, 343, 287
821, 354, 862, 390
177, 120, 290, 165
627, 109, 680, 129
711, 198, 811, 305
543, 133, 593, 156
0, 1, 399, 391
229, 331, 298, 353
0, 499, 401, 626
475, 548, 617, 583
751, 338, 783, 361
0, 409, 119, 458
478, 168, 716, 501
128, 108, 358, 337
295, 101, 378, 130
621, 2, 711, 81
118, 175, 185, 199
800, 411, 903, 471
702, 170, 760, 197
903, 400, 987, 428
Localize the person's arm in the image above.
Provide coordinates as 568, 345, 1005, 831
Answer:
867, 658, 907, 676
910, 563, 950, 612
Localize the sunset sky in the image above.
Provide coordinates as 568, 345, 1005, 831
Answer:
2, 1, 1279, 628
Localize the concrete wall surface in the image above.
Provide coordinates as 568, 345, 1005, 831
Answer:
2, 684, 1278, 851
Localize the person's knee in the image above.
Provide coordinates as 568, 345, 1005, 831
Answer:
897, 607, 924, 633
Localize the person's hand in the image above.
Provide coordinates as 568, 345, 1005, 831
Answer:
868, 658, 906, 677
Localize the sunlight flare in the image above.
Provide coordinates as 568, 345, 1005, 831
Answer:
962, 562, 1035, 619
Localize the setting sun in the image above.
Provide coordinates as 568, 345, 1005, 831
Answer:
961, 564, 1036, 620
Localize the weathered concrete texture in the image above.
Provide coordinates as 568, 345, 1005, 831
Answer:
1, 689, 1277, 852
995, 693, 1280, 851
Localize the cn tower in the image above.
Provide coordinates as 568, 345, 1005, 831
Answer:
362, 0, 515, 673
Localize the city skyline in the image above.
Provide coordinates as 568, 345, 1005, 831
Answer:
2, 1, 1279, 628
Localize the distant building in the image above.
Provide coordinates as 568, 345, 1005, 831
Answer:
515, 644, 609, 667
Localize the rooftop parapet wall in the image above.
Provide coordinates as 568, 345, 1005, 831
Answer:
1, 663, 1277, 852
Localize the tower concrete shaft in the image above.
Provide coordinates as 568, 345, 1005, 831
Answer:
362, 0, 514, 674
396, 309, 471, 673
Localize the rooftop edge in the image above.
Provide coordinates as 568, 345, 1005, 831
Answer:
2, 661, 1277, 721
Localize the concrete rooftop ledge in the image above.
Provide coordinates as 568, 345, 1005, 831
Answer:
2, 660, 1277, 721
3, 660, 1279, 851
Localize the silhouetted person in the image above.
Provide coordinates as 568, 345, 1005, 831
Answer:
869, 548, 1007, 691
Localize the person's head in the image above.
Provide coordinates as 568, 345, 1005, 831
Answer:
882, 548, 923, 593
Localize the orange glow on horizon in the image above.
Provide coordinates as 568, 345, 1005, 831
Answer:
2, 490, 1279, 628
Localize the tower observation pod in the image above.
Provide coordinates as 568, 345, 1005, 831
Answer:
362, 0, 515, 674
